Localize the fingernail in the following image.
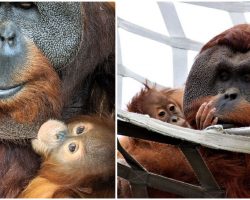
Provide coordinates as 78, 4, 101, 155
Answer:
207, 102, 213, 106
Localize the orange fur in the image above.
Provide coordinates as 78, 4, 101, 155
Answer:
183, 24, 250, 197
107, 2, 115, 10
120, 83, 250, 197
0, 41, 62, 123
18, 176, 60, 198
162, 87, 185, 111
20, 116, 115, 198
127, 85, 188, 127
201, 24, 250, 53
118, 85, 194, 198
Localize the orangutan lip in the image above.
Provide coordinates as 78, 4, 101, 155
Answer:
0, 84, 23, 99
217, 120, 236, 129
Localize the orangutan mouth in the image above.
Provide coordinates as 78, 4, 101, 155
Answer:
0, 84, 23, 98
217, 119, 238, 129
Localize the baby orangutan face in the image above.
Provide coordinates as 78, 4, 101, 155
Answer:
32, 115, 115, 181
141, 89, 189, 127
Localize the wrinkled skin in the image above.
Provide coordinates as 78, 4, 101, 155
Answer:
185, 45, 250, 128
0, 2, 114, 197
183, 24, 250, 197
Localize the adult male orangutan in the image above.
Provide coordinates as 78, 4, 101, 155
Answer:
184, 24, 250, 197
120, 24, 250, 198
0, 2, 115, 197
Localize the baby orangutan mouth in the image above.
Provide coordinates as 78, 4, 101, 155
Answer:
19, 115, 115, 198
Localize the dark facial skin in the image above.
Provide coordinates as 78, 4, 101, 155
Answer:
0, 2, 82, 69
184, 45, 250, 128
0, 2, 82, 93
0, 2, 115, 139
0, 3, 115, 198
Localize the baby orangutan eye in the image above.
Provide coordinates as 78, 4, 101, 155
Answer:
68, 143, 77, 153
168, 104, 175, 112
158, 111, 166, 117
76, 126, 85, 135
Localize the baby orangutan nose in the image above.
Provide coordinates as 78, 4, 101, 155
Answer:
20, 115, 115, 198
170, 115, 178, 123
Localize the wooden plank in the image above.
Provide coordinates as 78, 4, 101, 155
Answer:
118, 109, 250, 154
118, 120, 189, 146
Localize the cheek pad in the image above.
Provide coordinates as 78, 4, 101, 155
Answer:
15, 2, 83, 69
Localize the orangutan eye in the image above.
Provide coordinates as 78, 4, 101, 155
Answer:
168, 104, 175, 112
158, 111, 166, 117
76, 126, 85, 135
219, 71, 230, 82
68, 143, 77, 153
169, 106, 175, 111
242, 73, 250, 83
13, 2, 35, 10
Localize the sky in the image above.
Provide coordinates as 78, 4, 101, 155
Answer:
117, 1, 248, 110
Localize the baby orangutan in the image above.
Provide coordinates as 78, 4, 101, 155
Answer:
118, 84, 220, 197
120, 84, 191, 156
118, 85, 197, 198
19, 115, 115, 198
127, 85, 190, 127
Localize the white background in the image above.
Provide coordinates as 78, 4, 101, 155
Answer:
118, 1, 250, 110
